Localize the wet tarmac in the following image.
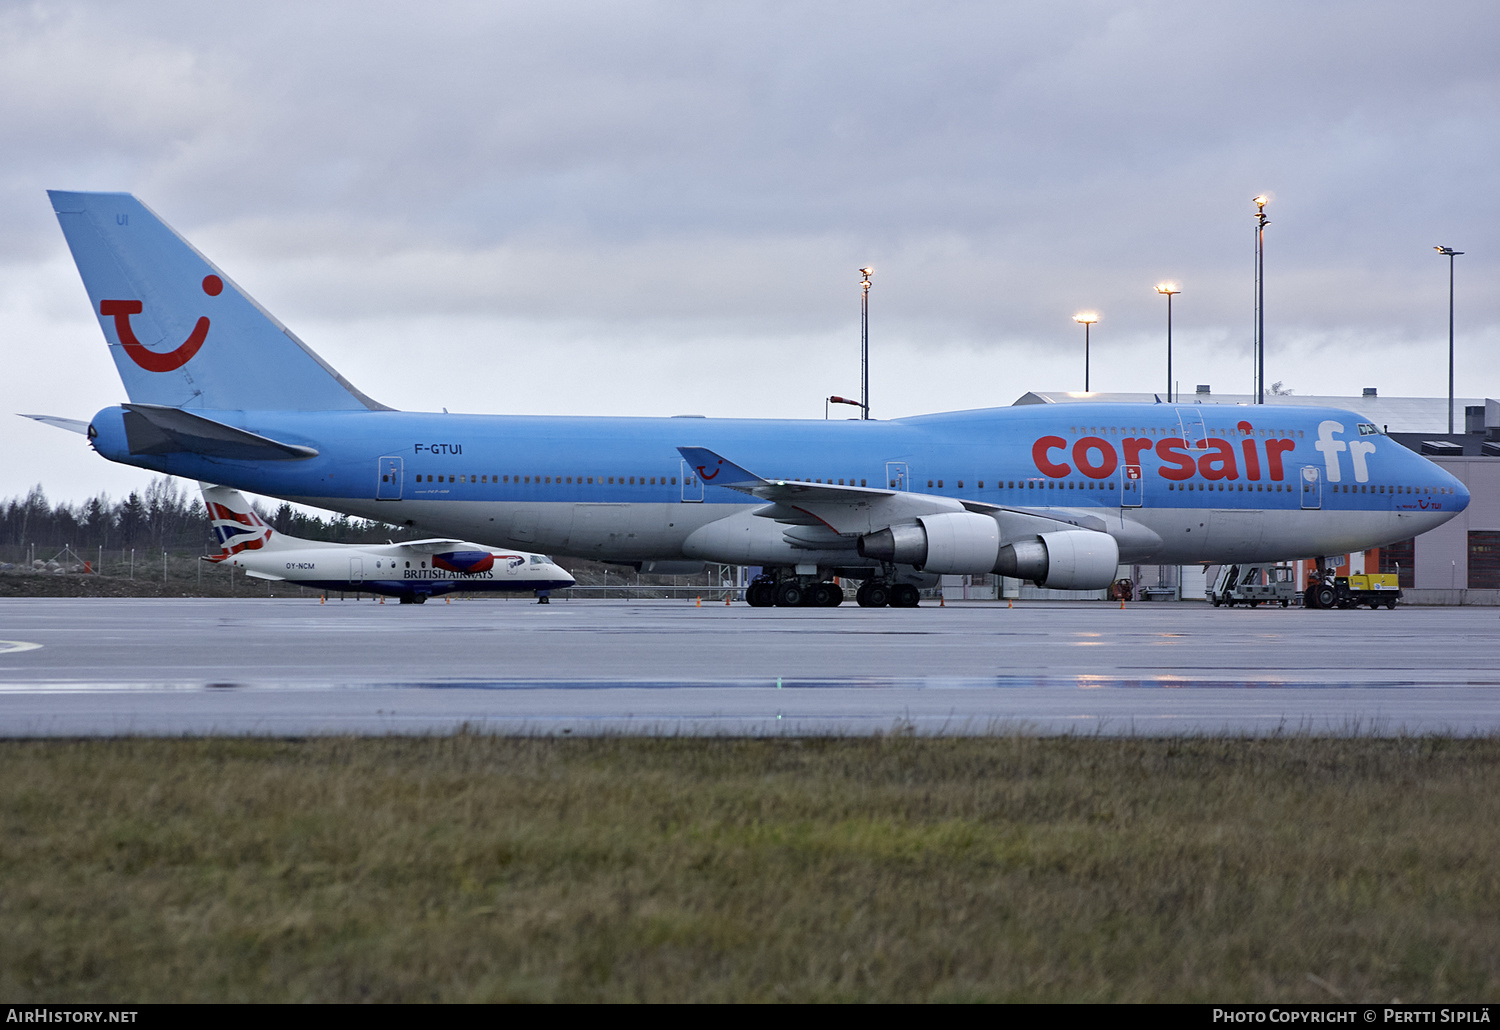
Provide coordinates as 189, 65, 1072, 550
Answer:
1, 596, 1497, 736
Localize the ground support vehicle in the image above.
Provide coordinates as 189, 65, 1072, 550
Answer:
1304, 572, 1400, 610
1209, 564, 1299, 608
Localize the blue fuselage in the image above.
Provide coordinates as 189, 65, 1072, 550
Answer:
87, 401, 1470, 567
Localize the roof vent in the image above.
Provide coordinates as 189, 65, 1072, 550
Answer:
1196, 384, 1210, 395
1421, 440, 1464, 456
1363, 387, 1377, 397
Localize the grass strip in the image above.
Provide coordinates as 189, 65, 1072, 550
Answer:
2, 734, 1498, 1002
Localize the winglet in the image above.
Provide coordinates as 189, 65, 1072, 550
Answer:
676, 447, 764, 490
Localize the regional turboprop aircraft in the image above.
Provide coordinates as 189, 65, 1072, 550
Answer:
32, 191, 1471, 608
200, 485, 573, 603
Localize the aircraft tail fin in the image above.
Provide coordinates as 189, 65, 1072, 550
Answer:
200, 484, 299, 559
48, 190, 387, 412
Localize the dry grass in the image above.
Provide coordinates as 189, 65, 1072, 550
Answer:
2, 734, 1498, 1002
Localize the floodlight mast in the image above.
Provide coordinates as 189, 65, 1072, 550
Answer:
1155, 283, 1179, 402
1073, 313, 1099, 392
1253, 196, 1270, 404
859, 268, 873, 420
1435, 246, 1463, 434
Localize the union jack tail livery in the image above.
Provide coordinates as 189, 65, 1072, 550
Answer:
202, 484, 282, 560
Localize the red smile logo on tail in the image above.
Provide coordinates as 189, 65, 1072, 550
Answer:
101, 274, 222, 372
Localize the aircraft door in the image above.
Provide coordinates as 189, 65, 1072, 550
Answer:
1176, 407, 1207, 448
1121, 464, 1143, 507
349, 557, 365, 581
1300, 465, 1322, 509
377, 456, 403, 500
680, 460, 704, 502
885, 461, 909, 490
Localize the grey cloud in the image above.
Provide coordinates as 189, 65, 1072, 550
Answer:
2, 1, 1496, 405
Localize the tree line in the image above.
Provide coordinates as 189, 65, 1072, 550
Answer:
0, 479, 414, 555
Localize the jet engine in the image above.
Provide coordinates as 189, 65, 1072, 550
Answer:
859, 517, 1120, 589
432, 551, 495, 574
993, 530, 1119, 589
857, 512, 999, 574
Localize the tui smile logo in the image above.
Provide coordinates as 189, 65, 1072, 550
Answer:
101, 274, 222, 372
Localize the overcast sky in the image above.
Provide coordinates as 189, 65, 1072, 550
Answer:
3, 0, 1497, 505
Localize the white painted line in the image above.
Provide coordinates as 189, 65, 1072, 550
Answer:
0, 641, 42, 655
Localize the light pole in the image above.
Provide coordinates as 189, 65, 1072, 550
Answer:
859, 267, 873, 420
1435, 246, 1463, 433
1253, 195, 1270, 404
1155, 283, 1179, 402
1073, 313, 1098, 392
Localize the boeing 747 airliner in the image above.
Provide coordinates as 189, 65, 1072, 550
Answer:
31, 191, 1471, 607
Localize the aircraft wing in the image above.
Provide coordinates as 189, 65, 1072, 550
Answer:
20, 414, 91, 435
678, 446, 970, 536
677, 446, 1154, 551
676, 446, 891, 502
400, 538, 503, 554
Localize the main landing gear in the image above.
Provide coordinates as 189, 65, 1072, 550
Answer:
744, 572, 922, 609
855, 581, 920, 608
744, 575, 845, 608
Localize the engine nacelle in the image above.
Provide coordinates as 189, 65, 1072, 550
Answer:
994, 530, 1119, 589
857, 512, 1000, 574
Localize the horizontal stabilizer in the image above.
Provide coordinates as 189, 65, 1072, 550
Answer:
20, 414, 90, 435
123, 403, 318, 460
243, 569, 287, 582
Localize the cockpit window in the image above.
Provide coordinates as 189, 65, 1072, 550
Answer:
1358, 423, 1382, 436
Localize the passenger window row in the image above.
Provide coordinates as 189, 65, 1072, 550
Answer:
1069, 425, 1306, 439
416, 474, 681, 485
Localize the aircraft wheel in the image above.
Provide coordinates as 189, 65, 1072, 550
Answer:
1314, 585, 1337, 609
413, 595, 427, 605
859, 582, 890, 608
811, 582, 841, 607
746, 581, 775, 607
891, 584, 921, 608
774, 580, 805, 607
